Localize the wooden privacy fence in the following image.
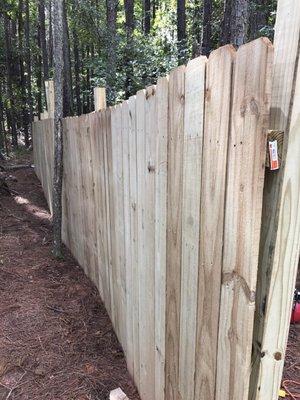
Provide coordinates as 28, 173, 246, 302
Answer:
32, 23, 298, 400
33, 37, 273, 400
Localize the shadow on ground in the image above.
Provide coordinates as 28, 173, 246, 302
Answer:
0, 153, 140, 400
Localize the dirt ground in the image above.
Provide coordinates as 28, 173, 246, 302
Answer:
0, 153, 140, 399
281, 325, 300, 399
0, 152, 299, 399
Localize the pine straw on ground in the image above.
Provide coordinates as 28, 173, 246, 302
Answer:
0, 152, 299, 400
0, 154, 140, 400
281, 325, 300, 399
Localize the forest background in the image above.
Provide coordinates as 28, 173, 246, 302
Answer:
0, 0, 276, 153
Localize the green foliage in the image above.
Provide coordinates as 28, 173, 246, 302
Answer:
0, 0, 277, 150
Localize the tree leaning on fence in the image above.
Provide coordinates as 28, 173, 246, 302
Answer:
52, 0, 64, 259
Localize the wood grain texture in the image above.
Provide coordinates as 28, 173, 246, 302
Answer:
94, 87, 106, 111
110, 104, 127, 346
102, 109, 112, 317
194, 45, 235, 400
178, 56, 206, 400
106, 108, 116, 323
154, 76, 168, 400
91, 112, 106, 296
32, 37, 277, 400
136, 89, 146, 394
216, 38, 273, 400
252, 2, 300, 399
137, 86, 156, 400
127, 95, 139, 383
122, 101, 134, 374
165, 65, 185, 400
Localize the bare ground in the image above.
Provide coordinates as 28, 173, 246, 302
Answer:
0, 152, 299, 399
0, 154, 140, 400
281, 325, 300, 398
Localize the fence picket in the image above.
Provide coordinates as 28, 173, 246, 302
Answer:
165, 65, 185, 400
216, 38, 273, 400
178, 56, 206, 400
32, 36, 276, 400
154, 76, 168, 400
194, 45, 235, 400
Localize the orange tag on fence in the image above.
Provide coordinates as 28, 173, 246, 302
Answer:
268, 140, 279, 170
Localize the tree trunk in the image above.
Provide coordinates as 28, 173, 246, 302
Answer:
52, 0, 64, 259
201, 0, 212, 56
0, 83, 5, 154
221, 0, 232, 45
73, 26, 82, 115
49, 0, 53, 69
222, 0, 249, 47
4, 16, 18, 149
192, 0, 202, 57
152, 0, 157, 22
25, 0, 33, 123
231, 0, 249, 46
86, 46, 91, 113
177, 0, 187, 64
124, 0, 134, 98
18, 0, 30, 147
37, 28, 43, 117
38, 0, 49, 79
90, 43, 95, 110
62, 0, 73, 116
249, 0, 268, 40
144, 0, 151, 34
106, 0, 118, 103
38, 0, 49, 108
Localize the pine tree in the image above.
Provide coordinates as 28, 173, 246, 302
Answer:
52, 0, 64, 258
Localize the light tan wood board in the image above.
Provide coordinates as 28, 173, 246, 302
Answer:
165, 65, 185, 400
216, 38, 273, 400
178, 56, 206, 400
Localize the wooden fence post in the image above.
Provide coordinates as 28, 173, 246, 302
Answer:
250, 1, 300, 399
40, 111, 49, 120
45, 80, 55, 118
94, 87, 107, 111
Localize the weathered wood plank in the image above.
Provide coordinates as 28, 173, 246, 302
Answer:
91, 112, 105, 295
194, 45, 235, 400
143, 85, 156, 400
216, 38, 273, 400
102, 109, 112, 316
136, 89, 146, 393
251, 2, 300, 399
121, 101, 134, 374
154, 76, 168, 400
165, 65, 185, 400
45, 80, 54, 118
94, 87, 106, 111
137, 85, 157, 400
106, 108, 116, 324
110, 105, 126, 345
127, 95, 139, 382
178, 56, 206, 400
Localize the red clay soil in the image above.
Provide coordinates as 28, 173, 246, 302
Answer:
0, 153, 140, 399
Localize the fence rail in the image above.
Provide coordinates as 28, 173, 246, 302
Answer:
33, 38, 275, 400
